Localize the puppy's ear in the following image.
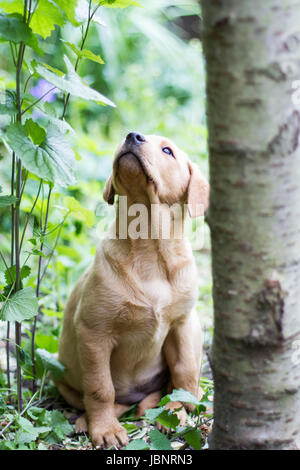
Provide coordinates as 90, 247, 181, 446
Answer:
103, 174, 115, 205
187, 162, 209, 217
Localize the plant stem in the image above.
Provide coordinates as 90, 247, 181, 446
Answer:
39, 213, 68, 284
14, 157, 22, 412
19, 179, 42, 253
61, 0, 93, 119
21, 86, 56, 116
14, 32, 26, 410
31, 184, 52, 393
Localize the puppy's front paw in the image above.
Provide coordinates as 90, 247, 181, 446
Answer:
90, 420, 129, 449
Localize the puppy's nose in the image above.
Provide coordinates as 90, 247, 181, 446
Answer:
126, 132, 146, 146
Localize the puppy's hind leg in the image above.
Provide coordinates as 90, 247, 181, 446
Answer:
135, 391, 162, 418
57, 382, 84, 410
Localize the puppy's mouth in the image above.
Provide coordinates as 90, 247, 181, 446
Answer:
115, 150, 154, 184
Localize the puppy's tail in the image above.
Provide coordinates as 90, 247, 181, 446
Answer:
57, 382, 85, 411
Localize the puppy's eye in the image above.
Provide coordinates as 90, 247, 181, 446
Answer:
162, 147, 175, 158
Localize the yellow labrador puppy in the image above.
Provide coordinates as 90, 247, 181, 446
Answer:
57, 132, 209, 448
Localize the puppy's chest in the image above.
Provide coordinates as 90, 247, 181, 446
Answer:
116, 275, 195, 333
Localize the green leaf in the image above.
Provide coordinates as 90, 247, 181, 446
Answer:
0, 440, 17, 450
16, 345, 33, 368
0, 89, 17, 115
124, 439, 149, 450
0, 194, 18, 207
0, 0, 23, 15
101, 0, 141, 8
22, 94, 75, 136
30, 0, 65, 39
15, 417, 39, 444
15, 417, 51, 444
0, 13, 30, 42
49, 409, 73, 440
34, 55, 116, 107
183, 429, 202, 450
4, 265, 31, 283
0, 287, 38, 321
0, 13, 42, 54
156, 409, 180, 429
26, 406, 46, 421
159, 388, 200, 406
35, 333, 58, 353
62, 40, 104, 65
25, 119, 46, 145
122, 423, 138, 434
149, 429, 172, 450
63, 196, 94, 227
144, 406, 165, 421
6, 122, 76, 188
35, 348, 65, 379
54, 0, 79, 26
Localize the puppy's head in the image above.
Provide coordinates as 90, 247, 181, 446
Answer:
103, 132, 209, 217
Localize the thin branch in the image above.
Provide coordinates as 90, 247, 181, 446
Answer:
21, 86, 56, 116
19, 179, 42, 254
39, 213, 68, 284
61, 0, 93, 119
9, 42, 16, 67
31, 184, 52, 393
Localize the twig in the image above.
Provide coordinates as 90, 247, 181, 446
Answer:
31, 185, 52, 393
19, 179, 42, 253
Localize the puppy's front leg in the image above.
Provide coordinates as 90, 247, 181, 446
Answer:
77, 323, 128, 448
163, 313, 202, 412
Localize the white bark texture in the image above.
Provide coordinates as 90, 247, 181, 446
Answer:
201, 0, 300, 449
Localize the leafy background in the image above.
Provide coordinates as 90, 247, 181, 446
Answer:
0, 0, 213, 450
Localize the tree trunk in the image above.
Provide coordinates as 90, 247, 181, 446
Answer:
201, 0, 300, 449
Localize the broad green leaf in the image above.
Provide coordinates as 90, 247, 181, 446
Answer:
23, 95, 75, 136
0, 89, 17, 115
0, 194, 18, 207
26, 406, 46, 421
0, 13, 30, 42
0, 287, 38, 321
25, 119, 46, 145
156, 409, 180, 429
15, 417, 38, 443
62, 40, 104, 65
0, 440, 17, 450
101, 0, 141, 8
124, 439, 149, 450
122, 423, 138, 434
16, 345, 33, 368
4, 265, 31, 284
35, 333, 58, 353
34, 55, 116, 107
35, 348, 65, 378
30, 0, 65, 39
159, 388, 200, 406
183, 429, 202, 450
49, 409, 73, 439
0, 13, 42, 54
15, 417, 51, 444
6, 122, 76, 188
63, 196, 94, 227
0, 0, 23, 15
144, 406, 165, 421
149, 429, 172, 450
54, 0, 79, 25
